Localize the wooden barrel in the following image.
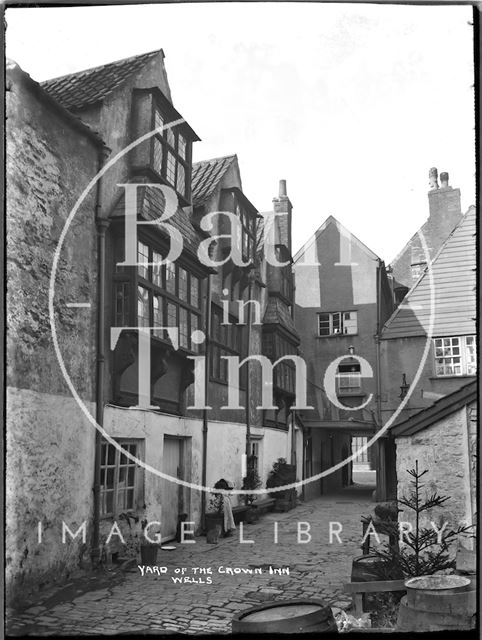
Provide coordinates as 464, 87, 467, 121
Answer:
351, 555, 383, 583
231, 599, 337, 634
397, 595, 475, 632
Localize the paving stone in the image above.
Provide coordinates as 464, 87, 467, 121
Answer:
7, 491, 374, 635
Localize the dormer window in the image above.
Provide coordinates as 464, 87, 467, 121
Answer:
151, 104, 191, 203
235, 202, 256, 263
130, 89, 199, 206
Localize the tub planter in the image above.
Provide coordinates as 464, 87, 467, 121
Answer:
405, 575, 471, 602
140, 543, 159, 565
397, 575, 475, 632
205, 512, 224, 534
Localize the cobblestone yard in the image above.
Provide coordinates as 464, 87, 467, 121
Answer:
7, 486, 375, 636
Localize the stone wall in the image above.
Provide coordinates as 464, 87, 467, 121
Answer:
6, 66, 100, 605
395, 403, 475, 533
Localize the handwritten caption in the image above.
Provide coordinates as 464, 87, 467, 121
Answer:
138, 565, 290, 584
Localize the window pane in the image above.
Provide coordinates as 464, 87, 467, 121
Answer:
152, 251, 163, 287
166, 261, 176, 294
105, 491, 114, 514
166, 152, 176, 185
137, 242, 149, 280
166, 127, 176, 148
167, 302, 177, 328
176, 163, 185, 196
191, 313, 199, 352
107, 444, 116, 465
114, 282, 129, 326
178, 134, 186, 159
180, 308, 189, 348
153, 138, 163, 175
153, 295, 163, 338
178, 267, 188, 301
190, 276, 200, 308
154, 108, 164, 131
137, 286, 150, 327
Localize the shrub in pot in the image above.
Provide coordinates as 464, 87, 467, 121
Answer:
266, 458, 296, 511
242, 457, 262, 522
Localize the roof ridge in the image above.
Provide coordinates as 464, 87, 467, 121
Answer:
40, 49, 162, 84
193, 154, 237, 167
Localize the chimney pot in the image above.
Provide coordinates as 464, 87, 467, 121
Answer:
279, 179, 287, 197
429, 167, 439, 191
440, 171, 449, 188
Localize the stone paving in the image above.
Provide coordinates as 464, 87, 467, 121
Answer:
7, 485, 376, 636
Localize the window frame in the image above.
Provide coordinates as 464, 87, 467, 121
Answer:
210, 304, 243, 384
100, 438, 144, 519
150, 101, 192, 204
113, 234, 203, 354
317, 310, 358, 337
433, 335, 476, 377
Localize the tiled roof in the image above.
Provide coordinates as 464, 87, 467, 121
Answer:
110, 176, 205, 261
391, 380, 476, 437
40, 50, 161, 110
192, 155, 237, 206
263, 296, 299, 342
381, 206, 476, 339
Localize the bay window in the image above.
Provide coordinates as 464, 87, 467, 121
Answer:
114, 238, 202, 353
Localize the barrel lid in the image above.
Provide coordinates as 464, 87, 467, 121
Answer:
405, 575, 470, 591
243, 603, 321, 622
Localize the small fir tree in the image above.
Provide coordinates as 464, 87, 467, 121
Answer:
372, 460, 474, 579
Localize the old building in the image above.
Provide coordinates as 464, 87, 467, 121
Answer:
6, 50, 301, 601
392, 381, 476, 536
293, 216, 394, 499
389, 168, 463, 300
6, 60, 104, 602
380, 202, 476, 499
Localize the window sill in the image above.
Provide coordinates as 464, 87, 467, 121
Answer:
429, 375, 476, 380
337, 391, 366, 397
316, 333, 359, 339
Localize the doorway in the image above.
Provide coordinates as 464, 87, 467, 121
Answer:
161, 436, 184, 542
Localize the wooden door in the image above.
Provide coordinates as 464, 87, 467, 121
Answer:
161, 437, 183, 542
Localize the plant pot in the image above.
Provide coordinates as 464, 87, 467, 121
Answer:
205, 512, 224, 534
245, 506, 259, 523
140, 544, 158, 565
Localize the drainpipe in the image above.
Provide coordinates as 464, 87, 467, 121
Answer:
375, 259, 385, 501
201, 274, 212, 532
245, 274, 253, 470
92, 151, 108, 566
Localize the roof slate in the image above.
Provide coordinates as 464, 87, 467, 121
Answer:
192, 155, 237, 206
40, 49, 161, 111
381, 207, 476, 339
110, 176, 205, 261
263, 296, 299, 342
391, 380, 476, 437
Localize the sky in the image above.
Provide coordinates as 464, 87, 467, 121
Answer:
5, 3, 475, 262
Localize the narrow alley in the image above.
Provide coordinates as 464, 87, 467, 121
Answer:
7, 485, 374, 635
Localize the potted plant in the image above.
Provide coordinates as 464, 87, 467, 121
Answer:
266, 458, 297, 512
140, 518, 160, 564
371, 461, 474, 581
242, 457, 262, 523
205, 492, 225, 534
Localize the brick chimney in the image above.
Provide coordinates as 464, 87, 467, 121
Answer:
272, 179, 292, 253
428, 167, 461, 221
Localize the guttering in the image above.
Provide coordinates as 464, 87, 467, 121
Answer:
91, 149, 109, 565
200, 273, 212, 532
